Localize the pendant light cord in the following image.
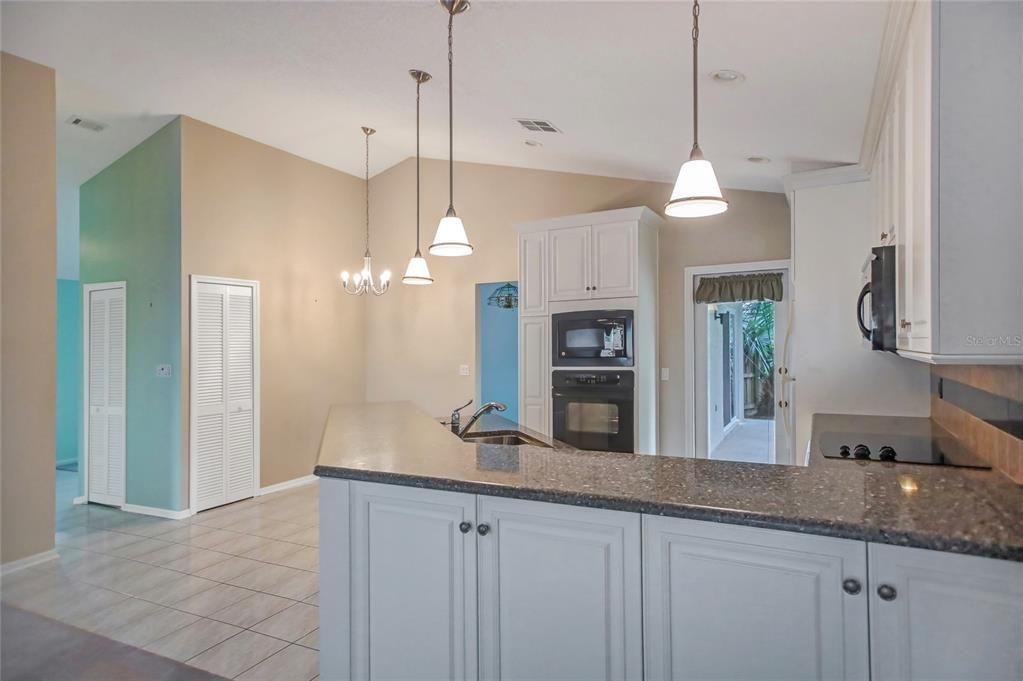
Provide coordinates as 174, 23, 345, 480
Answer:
692, 0, 700, 155
364, 129, 371, 256
416, 78, 422, 255
447, 11, 455, 212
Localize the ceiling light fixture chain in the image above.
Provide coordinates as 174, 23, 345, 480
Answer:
341, 126, 391, 295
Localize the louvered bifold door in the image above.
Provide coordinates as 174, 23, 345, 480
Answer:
224, 285, 255, 503
87, 286, 126, 506
192, 281, 256, 512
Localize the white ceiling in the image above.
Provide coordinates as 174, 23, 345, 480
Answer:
4, 0, 889, 194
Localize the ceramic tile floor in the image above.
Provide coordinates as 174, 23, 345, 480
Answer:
1, 472, 322, 681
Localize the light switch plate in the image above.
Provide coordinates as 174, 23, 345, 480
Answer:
156, 364, 172, 378
459, 364, 471, 376
660, 367, 670, 381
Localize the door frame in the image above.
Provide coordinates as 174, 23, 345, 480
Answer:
82, 281, 127, 507
682, 260, 792, 463
189, 275, 261, 511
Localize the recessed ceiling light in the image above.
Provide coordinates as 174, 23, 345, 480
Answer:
712, 69, 745, 83
746, 156, 771, 164
524, 139, 543, 148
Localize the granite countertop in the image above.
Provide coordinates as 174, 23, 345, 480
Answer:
314, 402, 1023, 562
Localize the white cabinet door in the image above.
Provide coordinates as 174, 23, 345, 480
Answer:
349, 482, 478, 681
477, 496, 642, 681
643, 516, 869, 681
905, 0, 932, 352
518, 316, 548, 435
548, 226, 591, 301
86, 284, 126, 507
869, 543, 1023, 681
591, 221, 638, 299
518, 231, 547, 316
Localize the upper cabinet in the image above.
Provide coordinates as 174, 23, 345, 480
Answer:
871, 0, 1023, 364
518, 207, 660, 312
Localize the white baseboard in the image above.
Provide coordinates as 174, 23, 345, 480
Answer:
258, 474, 317, 496
2, 548, 59, 576
121, 504, 194, 520
73, 496, 87, 505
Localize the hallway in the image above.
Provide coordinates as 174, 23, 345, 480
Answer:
710, 418, 774, 464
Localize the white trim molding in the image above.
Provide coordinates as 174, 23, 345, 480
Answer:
121, 504, 195, 520
783, 164, 869, 195
258, 474, 317, 497
73, 495, 87, 505
2, 549, 59, 576
897, 350, 1023, 366
859, 0, 918, 171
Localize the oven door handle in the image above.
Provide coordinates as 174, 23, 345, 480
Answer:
552, 390, 634, 400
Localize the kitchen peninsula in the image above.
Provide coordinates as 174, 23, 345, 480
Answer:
315, 401, 1023, 681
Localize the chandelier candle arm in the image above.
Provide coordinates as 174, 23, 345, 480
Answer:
430, 0, 473, 257
341, 127, 391, 295
403, 69, 435, 285
665, 0, 728, 219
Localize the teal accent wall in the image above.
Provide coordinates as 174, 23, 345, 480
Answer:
477, 282, 518, 423
80, 119, 183, 511
56, 278, 81, 468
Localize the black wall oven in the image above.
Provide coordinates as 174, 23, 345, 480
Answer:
552, 310, 634, 367
552, 370, 634, 453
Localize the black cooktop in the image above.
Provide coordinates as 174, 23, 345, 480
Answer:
819, 430, 991, 469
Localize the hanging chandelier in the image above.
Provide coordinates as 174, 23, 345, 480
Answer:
341, 127, 391, 295
665, 0, 728, 218
403, 70, 435, 285
429, 0, 473, 256
487, 282, 518, 309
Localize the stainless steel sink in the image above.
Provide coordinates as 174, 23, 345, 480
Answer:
462, 432, 551, 448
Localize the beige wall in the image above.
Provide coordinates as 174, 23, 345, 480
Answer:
179, 117, 367, 492
1, 53, 57, 564
366, 158, 790, 455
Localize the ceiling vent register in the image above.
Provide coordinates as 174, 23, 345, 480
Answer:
515, 118, 561, 133
66, 115, 107, 133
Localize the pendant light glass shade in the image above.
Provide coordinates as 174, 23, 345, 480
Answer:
430, 209, 473, 257
402, 252, 433, 285
665, 153, 728, 218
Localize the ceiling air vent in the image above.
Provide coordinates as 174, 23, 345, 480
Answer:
66, 115, 107, 133
515, 118, 561, 134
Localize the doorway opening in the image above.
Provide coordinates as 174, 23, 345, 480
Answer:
475, 282, 519, 424
685, 261, 793, 464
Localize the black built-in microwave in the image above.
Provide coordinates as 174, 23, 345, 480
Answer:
551, 310, 634, 367
856, 245, 897, 352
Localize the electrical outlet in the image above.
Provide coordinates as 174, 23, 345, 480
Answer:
156, 364, 172, 378
459, 364, 471, 376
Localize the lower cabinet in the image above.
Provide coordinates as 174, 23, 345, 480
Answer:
869, 543, 1023, 681
477, 495, 642, 680
322, 479, 1023, 681
642, 515, 869, 681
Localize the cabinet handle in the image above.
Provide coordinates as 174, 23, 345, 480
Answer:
477, 523, 491, 536
458, 521, 473, 534
900, 319, 912, 330
877, 584, 897, 601
842, 578, 862, 595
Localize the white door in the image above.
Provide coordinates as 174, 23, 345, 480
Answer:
191, 278, 258, 512
591, 221, 638, 298
517, 231, 547, 316
85, 283, 126, 506
349, 482, 478, 681
643, 516, 869, 681
518, 316, 549, 435
477, 495, 643, 681
869, 543, 1023, 681
548, 226, 591, 301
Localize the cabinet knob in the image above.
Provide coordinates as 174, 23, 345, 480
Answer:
458, 521, 473, 534
877, 584, 897, 601
842, 578, 862, 595
585, 286, 591, 291
477, 523, 491, 536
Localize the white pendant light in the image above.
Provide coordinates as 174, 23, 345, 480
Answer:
665, 0, 728, 219
403, 70, 435, 286
429, 0, 473, 257
341, 127, 392, 295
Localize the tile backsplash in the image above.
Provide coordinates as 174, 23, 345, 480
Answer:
930, 365, 1023, 483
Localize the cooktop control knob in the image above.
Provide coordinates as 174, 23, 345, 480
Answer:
839, 445, 851, 458
853, 444, 871, 459
878, 446, 897, 462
